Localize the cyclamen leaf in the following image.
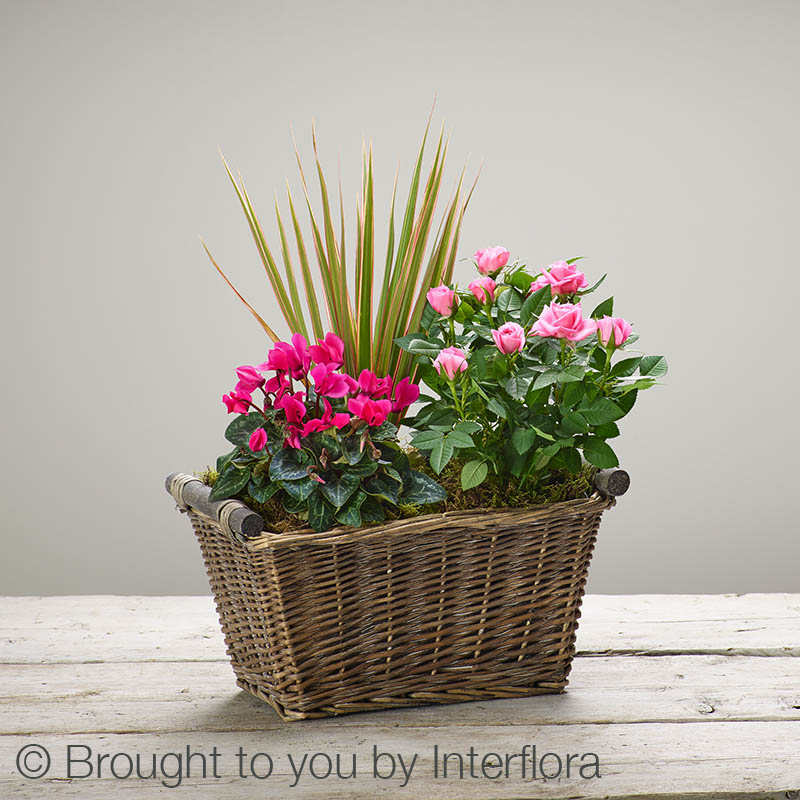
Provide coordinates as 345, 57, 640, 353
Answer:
319, 472, 361, 509
307, 490, 335, 531
248, 479, 280, 504
225, 414, 267, 447
639, 355, 668, 377
208, 466, 250, 501
403, 470, 447, 504
365, 476, 400, 505
582, 437, 619, 468
269, 449, 309, 481
335, 490, 366, 527
460, 459, 488, 490
281, 477, 316, 501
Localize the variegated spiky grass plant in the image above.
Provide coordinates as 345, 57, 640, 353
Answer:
203, 117, 477, 383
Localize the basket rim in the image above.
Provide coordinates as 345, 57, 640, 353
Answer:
227, 492, 615, 549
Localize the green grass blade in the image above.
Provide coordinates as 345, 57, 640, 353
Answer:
201, 240, 280, 341
274, 194, 308, 339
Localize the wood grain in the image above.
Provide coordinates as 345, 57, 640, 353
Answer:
2, 594, 799, 798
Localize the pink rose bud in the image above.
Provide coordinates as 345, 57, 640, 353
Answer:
491, 321, 526, 354
596, 315, 633, 347
248, 428, 268, 452
433, 346, 468, 380
474, 246, 510, 276
531, 301, 597, 342
468, 276, 497, 303
426, 285, 458, 317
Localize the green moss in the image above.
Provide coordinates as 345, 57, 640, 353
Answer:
196, 454, 595, 534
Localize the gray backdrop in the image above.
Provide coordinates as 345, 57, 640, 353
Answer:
2, 0, 798, 595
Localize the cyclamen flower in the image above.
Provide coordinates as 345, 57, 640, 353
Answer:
260, 333, 310, 378
426, 285, 457, 317
248, 428, 268, 452
301, 399, 351, 437
532, 301, 596, 342
433, 347, 468, 380
474, 246, 509, 276
357, 369, 392, 399
311, 363, 357, 398
596, 315, 633, 347
530, 261, 588, 297
308, 332, 345, 367
391, 377, 420, 412
348, 395, 393, 427
235, 365, 265, 393
274, 390, 306, 424
222, 388, 252, 415
492, 322, 526, 354
468, 276, 497, 303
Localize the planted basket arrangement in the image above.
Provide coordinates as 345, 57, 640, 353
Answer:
166, 121, 666, 720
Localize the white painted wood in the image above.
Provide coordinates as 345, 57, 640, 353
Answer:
2, 594, 798, 664
2, 723, 798, 798
2, 595, 799, 798
1, 655, 799, 734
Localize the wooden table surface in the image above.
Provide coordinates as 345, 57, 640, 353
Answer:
2, 594, 799, 798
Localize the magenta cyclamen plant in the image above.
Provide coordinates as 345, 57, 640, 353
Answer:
212, 332, 445, 531
398, 252, 667, 490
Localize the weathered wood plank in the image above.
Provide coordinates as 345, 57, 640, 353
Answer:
2, 594, 798, 664
2, 655, 799, 735
2, 723, 798, 798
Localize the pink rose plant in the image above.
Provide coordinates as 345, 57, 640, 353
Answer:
474, 246, 509, 276
426, 285, 458, 317
596, 316, 633, 347
468, 276, 497, 304
529, 261, 588, 298
531, 301, 596, 342
491, 321, 526, 354
433, 346, 468, 380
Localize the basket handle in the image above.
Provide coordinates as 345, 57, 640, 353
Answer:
165, 473, 265, 541
592, 467, 630, 497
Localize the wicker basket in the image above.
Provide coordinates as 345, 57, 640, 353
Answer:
165, 469, 628, 720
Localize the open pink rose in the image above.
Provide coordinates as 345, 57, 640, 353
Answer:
433, 346, 468, 380
596, 315, 633, 347
426, 285, 457, 317
530, 261, 588, 297
468, 276, 497, 303
248, 428, 268, 452
532, 301, 596, 342
308, 332, 345, 367
474, 246, 509, 276
492, 322, 526, 354
347, 395, 393, 427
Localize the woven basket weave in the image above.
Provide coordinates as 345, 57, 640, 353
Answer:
169, 475, 617, 720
